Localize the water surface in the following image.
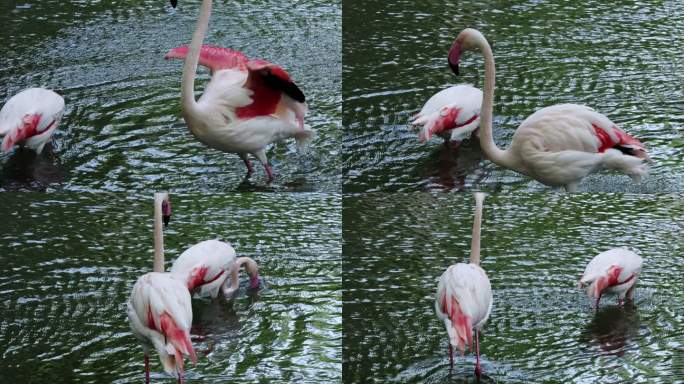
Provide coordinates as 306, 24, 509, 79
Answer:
0, 0, 341, 192
343, 0, 684, 192
343, 193, 684, 382
0, 192, 341, 382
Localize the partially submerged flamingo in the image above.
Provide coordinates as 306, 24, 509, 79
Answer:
449, 28, 652, 192
166, 0, 313, 181
411, 84, 482, 150
0, 88, 64, 154
579, 248, 643, 308
435, 193, 492, 377
170, 239, 260, 299
127, 193, 197, 383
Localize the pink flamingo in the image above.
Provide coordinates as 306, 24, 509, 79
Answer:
411, 84, 482, 151
0, 88, 64, 154
127, 193, 197, 383
579, 248, 643, 308
165, 0, 313, 181
449, 29, 652, 192
170, 239, 260, 298
435, 193, 492, 377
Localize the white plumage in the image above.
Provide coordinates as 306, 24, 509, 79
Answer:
0, 88, 65, 154
170, 239, 236, 298
579, 248, 643, 308
412, 84, 482, 144
127, 272, 197, 377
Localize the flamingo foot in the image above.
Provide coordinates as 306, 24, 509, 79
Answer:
144, 354, 150, 384
178, 371, 183, 384
618, 298, 624, 307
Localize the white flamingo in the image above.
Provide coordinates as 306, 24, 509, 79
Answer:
170, 239, 260, 299
449, 28, 652, 192
166, 0, 314, 181
579, 248, 643, 308
411, 84, 482, 150
0, 88, 64, 154
435, 193, 492, 377
127, 193, 197, 383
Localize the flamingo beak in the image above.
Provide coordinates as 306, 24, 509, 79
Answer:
161, 199, 172, 227
170, 0, 177, 8
448, 41, 461, 76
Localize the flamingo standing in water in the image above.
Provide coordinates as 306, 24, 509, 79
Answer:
579, 248, 643, 309
0, 88, 65, 154
449, 29, 652, 192
165, 0, 313, 181
411, 84, 482, 150
170, 239, 260, 299
127, 193, 197, 383
435, 193, 492, 377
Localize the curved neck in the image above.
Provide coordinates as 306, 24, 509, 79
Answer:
181, 0, 212, 113
469, 193, 485, 265
153, 194, 166, 273
222, 256, 260, 297
476, 35, 509, 166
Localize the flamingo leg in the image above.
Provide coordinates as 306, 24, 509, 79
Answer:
239, 153, 254, 174
448, 343, 453, 370
474, 330, 482, 378
263, 163, 274, 182
144, 354, 150, 384
178, 371, 183, 384
254, 150, 274, 182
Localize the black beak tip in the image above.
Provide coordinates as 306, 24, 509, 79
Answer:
170, 0, 177, 8
163, 215, 171, 227
449, 62, 460, 76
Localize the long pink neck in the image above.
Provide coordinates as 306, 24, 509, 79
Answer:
181, 0, 212, 115
474, 34, 510, 168
469, 193, 485, 265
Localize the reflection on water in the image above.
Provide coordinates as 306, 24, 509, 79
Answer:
343, 0, 684, 192
0, 0, 341, 192
0, 193, 341, 383
343, 193, 684, 382
0, 146, 64, 191
584, 305, 639, 356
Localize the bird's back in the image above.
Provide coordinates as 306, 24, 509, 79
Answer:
170, 239, 236, 297
581, 248, 643, 283
436, 263, 492, 329
0, 88, 64, 135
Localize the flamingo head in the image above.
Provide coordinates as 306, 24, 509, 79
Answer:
164, 46, 188, 61
161, 197, 172, 227
449, 28, 488, 76
170, 0, 177, 8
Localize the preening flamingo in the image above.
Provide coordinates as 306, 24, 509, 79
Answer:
435, 193, 492, 377
170, 239, 260, 299
449, 28, 652, 192
127, 193, 197, 383
0, 88, 64, 154
411, 84, 482, 150
166, 0, 313, 181
579, 248, 643, 308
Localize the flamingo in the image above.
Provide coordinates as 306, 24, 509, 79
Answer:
435, 192, 492, 377
165, 0, 314, 181
579, 248, 643, 309
0, 88, 65, 154
127, 193, 197, 383
411, 84, 482, 150
449, 29, 652, 192
170, 239, 260, 299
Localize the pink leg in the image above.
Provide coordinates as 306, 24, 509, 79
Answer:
474, 330, 482, 377
144, 354, 150, 384
178, 371, 183, 384
263, 163, 274, 181
448, 343, 453, 370
595, 295, 602, 311
239, 154, 254, 174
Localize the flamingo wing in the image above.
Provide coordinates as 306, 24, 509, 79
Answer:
580, 248, 643, 298
127, 273, 197, 375
435, 263, 492, 354
411, 84, 481, 142
0, 88, 64, 153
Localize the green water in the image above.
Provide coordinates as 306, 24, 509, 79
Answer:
343, 0, 684, 192
0, 192, 341, 382
0, 0, 341, 192
343, 193, 684, 382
